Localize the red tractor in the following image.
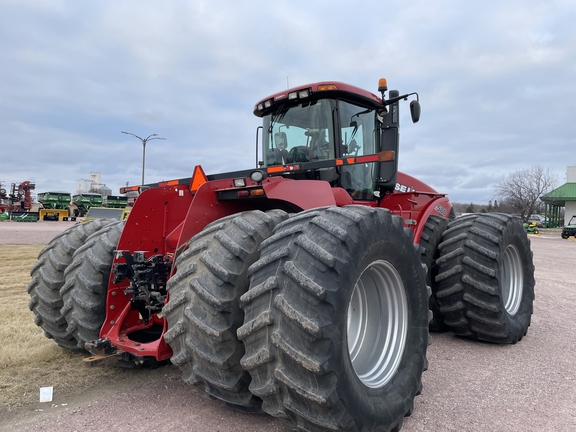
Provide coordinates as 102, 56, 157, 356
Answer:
28, 79, 535, 432
0, 180, 35, 213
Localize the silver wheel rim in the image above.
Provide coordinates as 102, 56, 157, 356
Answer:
501, 244, 523, 315
347, 260, 408, 388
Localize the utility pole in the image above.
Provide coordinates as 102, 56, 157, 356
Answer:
121, 131, 166, 185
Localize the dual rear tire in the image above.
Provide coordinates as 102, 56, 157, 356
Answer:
27, 219, 119, 350
435, 213, 535, 343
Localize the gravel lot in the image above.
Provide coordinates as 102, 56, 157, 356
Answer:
1, 221, 575, 432
0, 220, 77, 245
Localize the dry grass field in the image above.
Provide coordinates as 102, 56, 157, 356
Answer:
0, 244, 156, 415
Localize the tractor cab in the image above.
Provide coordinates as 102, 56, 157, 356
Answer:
254, 80, 420, 200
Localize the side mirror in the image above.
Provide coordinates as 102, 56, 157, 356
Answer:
410, 100, 421, 123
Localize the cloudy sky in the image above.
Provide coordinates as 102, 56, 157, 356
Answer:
2, 0, 575, 204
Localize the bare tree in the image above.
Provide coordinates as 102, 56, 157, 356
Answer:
495, 166, 558, 221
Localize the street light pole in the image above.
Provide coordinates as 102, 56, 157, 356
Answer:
121, 131, 166, 185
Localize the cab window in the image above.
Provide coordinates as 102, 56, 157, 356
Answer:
338, 101, 378, 199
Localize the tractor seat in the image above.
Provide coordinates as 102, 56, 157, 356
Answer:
267, 148, 290, 166
288, 146, 314, 163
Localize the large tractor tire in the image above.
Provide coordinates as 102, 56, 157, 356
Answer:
420, 215, 449, 332
163, 210, 288, 410
435, 213, 535, 343
27, 219, 115, 350
238, 206, 430, 432
60, 220, 124, 350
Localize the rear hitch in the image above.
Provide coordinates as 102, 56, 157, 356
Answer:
83, 338, 132, 367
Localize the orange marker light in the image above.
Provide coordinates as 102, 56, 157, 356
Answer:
267, 166, 285, 174
317, 84, 338, 91
378, 151, 395, 162
250, 189, 265, 196
159, 179, 180, 187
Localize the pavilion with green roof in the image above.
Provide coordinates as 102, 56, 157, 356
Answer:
541, 168, 576, 227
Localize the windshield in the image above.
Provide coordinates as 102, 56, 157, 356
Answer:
262, 99, 335, 166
